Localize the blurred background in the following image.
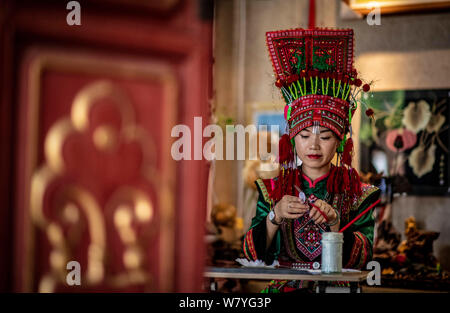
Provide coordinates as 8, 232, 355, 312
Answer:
0, 0, 449, 292
211, 0, 450, 292
0, 0, 213, 292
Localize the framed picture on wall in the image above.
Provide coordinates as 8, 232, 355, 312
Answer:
253, 110, 287, 136
359, 89, 450, 196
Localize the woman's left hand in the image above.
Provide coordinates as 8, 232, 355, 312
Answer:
309, 199, 338, 225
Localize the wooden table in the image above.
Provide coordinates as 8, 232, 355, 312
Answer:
204, 267, 369, 293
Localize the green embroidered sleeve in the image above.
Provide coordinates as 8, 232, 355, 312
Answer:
242, 179, 281, 264
342, 184, 381, 269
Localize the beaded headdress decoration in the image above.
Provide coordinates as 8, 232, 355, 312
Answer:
266, 28, 373, 200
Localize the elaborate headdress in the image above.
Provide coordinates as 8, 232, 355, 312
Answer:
266, 28, 373, 200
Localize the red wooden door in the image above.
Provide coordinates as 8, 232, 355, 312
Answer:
0, 0, 212, 292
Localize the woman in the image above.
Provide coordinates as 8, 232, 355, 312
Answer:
242, 28, 380, 292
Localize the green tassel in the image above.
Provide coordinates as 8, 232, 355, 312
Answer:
344, 83, 351, 100
303, 77, 307, 95
288, 84, 297, 99
321, 77, 325, 95
337, 134, 347, 153
292, 83, 299, 99
296, 80, 304, 96
341, 83, 347, 99
332, 79, 337, 97
287, 106, 292, 120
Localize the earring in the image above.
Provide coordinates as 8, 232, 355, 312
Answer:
295, 148, 298, 168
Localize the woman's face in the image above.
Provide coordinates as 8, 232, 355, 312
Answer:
294, 126, 340, 170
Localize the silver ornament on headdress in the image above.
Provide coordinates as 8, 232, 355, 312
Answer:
312, 120, 320, 135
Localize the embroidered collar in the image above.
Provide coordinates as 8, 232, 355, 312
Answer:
301, 171, 330, 189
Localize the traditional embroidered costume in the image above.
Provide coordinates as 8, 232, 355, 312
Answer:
242, 28, 380, 292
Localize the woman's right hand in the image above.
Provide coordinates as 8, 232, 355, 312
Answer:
273, 195, 309, 222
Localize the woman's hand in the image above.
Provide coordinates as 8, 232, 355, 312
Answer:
273, 195, 309, 223
309, 199, 338, 225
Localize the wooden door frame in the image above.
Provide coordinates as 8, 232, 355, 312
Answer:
0, 0, 212, 292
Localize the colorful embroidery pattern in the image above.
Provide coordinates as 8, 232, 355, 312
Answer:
344, 231, 371, 269
355, 231, 369, 269
265, 28, 359, 141
255, 178, 273, 205
266, 28, 354, 82
294, 219, 323, 260
345, 231, 363, 268
351, 184, 379, 211
243, 228, 257, 261
282, 214, 328, 262
287, 95, 350, 140
242, 238, 251, 261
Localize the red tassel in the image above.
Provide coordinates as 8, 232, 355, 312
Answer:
327, 165, 337, 194
327, 166, 334, 193
337, 166, 344, 194
327, 165, 347, 195
343, 168, 350, 193
350, 168, 362, 196
337, 169, 342, 194
337, 140, 359, 200
326, 164, 362, 213
288, 169, 294, 196
278, 134, 294, 165
294, 168, 303, 195
342, 138, 353, 167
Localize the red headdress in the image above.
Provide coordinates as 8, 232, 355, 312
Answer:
267, 28, 373, 201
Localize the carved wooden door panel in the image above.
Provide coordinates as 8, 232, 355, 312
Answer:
2, 0, 212, 292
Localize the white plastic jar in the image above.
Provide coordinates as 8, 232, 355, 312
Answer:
321, 232, 343, 274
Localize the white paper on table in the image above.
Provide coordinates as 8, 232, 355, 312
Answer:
235, 259, 362, 273
342, 268, 362, 272
235, 258, 279, 268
